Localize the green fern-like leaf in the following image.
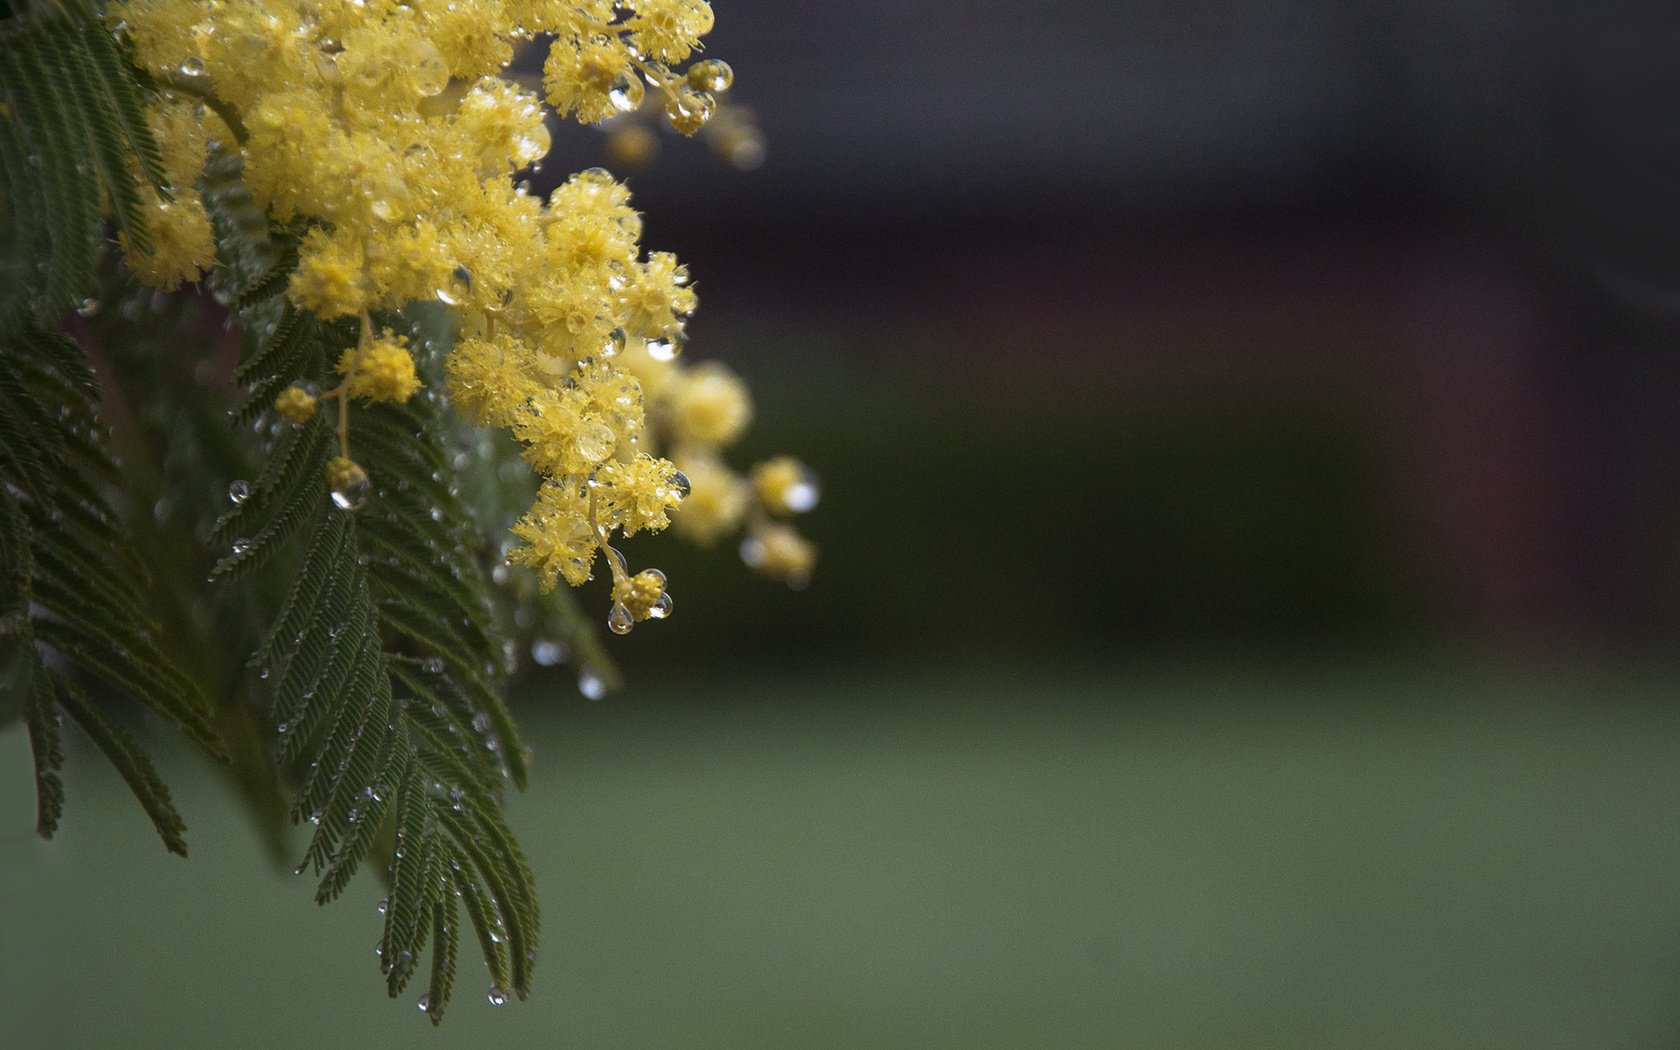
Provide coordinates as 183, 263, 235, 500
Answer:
201, 149, 541, 1021
0, 325, 222, 855
0, 3, 166, 328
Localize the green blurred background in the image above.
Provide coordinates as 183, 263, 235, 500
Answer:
11, 0, 1680, 1045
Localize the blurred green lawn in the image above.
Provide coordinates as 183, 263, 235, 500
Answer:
4, 659, 1680, 1048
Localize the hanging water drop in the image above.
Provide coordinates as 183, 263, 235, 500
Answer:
664, 86, 716, 135
412, 41, 449, 97
487, 986, 508, 1006
228, 479, 251, 504
422, 656, 444, 674
75, 297, 101, 317
231, 538, 252, 555
417, 995, 431, 1013
670, 470, 691, 498
649, 591, 674, 620
601, 326, 627, 358
376, 897, 389, 915
436, 264, 472, 306
328, 457, 370, 511
608, 69, 645, 113
686, 59, 734, 93
784, 468, 821, 513
646, 329, 686, 362
607, 603, 634, 635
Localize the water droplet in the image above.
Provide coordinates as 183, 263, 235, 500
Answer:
422, 656, 444, 674
607, 603, 634, 635
670, 470, 691, 498
179, 56, 205, 76
376, 896, 390, 915
412, 41, 449, 97
436, 265, 472, 306
329, 461, 370, 511
645, 329, 686, 362
471, 711, 490, 733
375, 938, 385, 957
785, 469, 821, 513
686, 59, 734, 93
608, 69, 645, 113
649, 592, 674, 620
601, 326, 627, 359
417, 995, 431, 1012
231, 538, 252, 555
578, 668, 607, 701
75, 297, 100, 317
228, 479, 251, 504
664, 86, 716, 134
487, 986, 508, 1006
531, 640, 566, 666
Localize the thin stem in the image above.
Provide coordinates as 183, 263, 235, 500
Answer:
154, 73, 248, 144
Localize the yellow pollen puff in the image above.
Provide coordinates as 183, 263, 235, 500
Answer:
112, 0, 818, 602
338, 331, 421, 404
751, 456, 821, 516
666, 362, 752, 448
670, 454, 746, 546
593, 453, 685, 537
739, 523, 816, 588
615, 569, 669, 621
274, 384, 319, 424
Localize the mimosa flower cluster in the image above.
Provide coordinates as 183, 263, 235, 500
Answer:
110, 0, 817, 632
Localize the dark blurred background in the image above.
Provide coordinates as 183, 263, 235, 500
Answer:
9, 2, 1680, 1046
537, 0, 1680, 673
